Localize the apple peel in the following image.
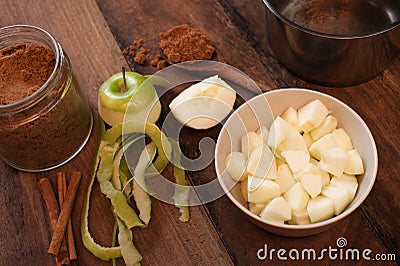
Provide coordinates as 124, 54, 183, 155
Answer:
170, 139, 190, 222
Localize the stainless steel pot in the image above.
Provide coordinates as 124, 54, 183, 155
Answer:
263, 0, 400, 86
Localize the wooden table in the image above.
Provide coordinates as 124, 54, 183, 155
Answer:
0, 1, 399, 265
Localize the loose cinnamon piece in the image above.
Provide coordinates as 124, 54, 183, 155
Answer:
38, 178, 70, 266
57, 172, 78, 260
48, 171, 81, 256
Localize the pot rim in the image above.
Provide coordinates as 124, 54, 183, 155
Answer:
263, 0, 400, 40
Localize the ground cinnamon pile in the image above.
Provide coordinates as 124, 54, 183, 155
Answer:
0, 44, 55, 105
159, 24, 215, 63
150, 54, 167, 70
123, 25, 216, 70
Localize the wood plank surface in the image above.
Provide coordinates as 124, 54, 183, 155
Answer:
97, 0, 400, 264
0, 1, 232, 265
220, 0, 400, 258
0, 0, 399, 265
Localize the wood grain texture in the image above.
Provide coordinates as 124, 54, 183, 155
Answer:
220, 0, 400, 259
0, 0, 399, 265
98, 0, 399, 264
0, 0, 232, 265
96, 0, 276, 90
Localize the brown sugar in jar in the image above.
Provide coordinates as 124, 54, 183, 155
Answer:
0, 25, 92, 172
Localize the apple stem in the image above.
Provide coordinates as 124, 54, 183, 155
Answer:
122, 66, 128, 93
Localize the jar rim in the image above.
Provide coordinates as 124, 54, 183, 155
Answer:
0, 25, 61, 112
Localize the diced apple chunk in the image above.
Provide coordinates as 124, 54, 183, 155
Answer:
283, 182, 310, 212
297, 100, 329, 133
294, 163, 321, 180
330, 174, 358, 199
318, 147, 347, 177
240, 180, 248, 202
267, 116, 307, 158
303, 132, 313, 148
309, 134, 337, 160
281, 150, 310, 174
225, 151, 247, 182
282, 131, 308, 153
300, 174, 322, 198
295, 163, 330, 187
307, 196, 335, 223
276, 158, 286, 167
248, 176, 281, 204
267, 116, 291, 151
320, 171, 330, 187
256, 125, 269, 144
321, 185, 352, 215
249, 203, 266, 215
310, 158, 319, 166
276, 164, 295, 194
260, 196, 291, 222
281, 107, 298, 131
246, 146, 277, 179
310, 115, 338, 141
344, 149, 364, 175
241, 131, 263, 158
332, 128, 353, 151
288, 210, 311, 225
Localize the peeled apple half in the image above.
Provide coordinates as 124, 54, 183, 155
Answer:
169, 75, 236, 130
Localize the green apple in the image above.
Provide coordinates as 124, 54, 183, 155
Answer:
98, 71, 161, 126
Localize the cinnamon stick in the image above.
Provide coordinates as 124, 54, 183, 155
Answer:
48, 171, 81, 256
58, 172, 78, 260
38, 178, 70, 266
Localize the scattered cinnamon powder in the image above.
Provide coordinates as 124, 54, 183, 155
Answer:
150, 54, 167, 70
150, 54, 162, 67
123, 45, 135, 56
123, 26, 215, 70
156, 60, 167, 70
134, 38, 145, 48
134, 47, 148, 64
0, 44, 55, 105
123, 39, 150, 65
159, 24, 215, 63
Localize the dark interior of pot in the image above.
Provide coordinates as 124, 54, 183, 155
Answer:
268, 0, 400, 36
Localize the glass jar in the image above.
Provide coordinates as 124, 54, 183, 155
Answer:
0, 25, 93, 172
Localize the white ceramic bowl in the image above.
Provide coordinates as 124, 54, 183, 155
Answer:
215, 88, 378, 236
